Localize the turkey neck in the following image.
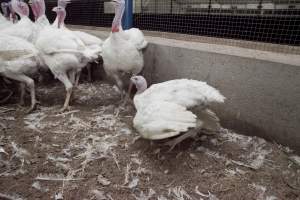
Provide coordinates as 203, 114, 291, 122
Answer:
111, 2, 125, 33
12, 1, 29, 19
1, 4, 9, 20
32, 1, 49, 28
136, 84, 147, 94
57, 9, 66, 28
30, 2, 39, 21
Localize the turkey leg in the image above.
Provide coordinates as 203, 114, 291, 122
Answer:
57, 73, 73, 112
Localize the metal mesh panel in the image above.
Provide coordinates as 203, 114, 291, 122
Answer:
1, 0, 299, 54
134, 0, 300, 54
43, 0, 114, 27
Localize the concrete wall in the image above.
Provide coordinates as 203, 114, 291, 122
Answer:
70, 26, 300, 152
142, 37, 300, 152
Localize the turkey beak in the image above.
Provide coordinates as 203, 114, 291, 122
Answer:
130, 77, 135, 85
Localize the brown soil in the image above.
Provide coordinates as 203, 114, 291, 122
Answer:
0, 81, 299, 200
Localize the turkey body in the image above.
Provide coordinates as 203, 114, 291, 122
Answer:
0, 12, 12, 29
0, 34, 42, 111
0, 17, 36, 42
131, 76, 225, 150
102, 32, 144, 76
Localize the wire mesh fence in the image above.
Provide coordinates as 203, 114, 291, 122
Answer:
43, 0, 114, 27
134, 0, 300, 54
1, 0, 299, 54
60, 0, 300, 54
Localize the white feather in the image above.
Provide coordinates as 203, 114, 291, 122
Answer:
122, 28, 148, 50
102, 33, 144, 75
72, 31, 103, 47
135, 79, 225, 110
1, 18, 37, 42
134, 102, 197, 140
0, 34, 41, 75
35, 26, 100, 80
0, 12, 12, 30
133, 79, 225, 140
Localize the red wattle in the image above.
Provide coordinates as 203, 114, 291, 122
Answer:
112, 26, 119, 33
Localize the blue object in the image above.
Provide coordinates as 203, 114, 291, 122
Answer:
122, 0, 133, 30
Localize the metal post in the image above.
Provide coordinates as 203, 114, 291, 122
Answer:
258, 0, 263, 15
122, 0, 133, 30
208, 0, 212, 14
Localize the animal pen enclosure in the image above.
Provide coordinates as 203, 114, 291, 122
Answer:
44, 0, 300, 53
1, 0, 300, 199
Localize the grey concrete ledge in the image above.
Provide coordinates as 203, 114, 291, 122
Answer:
68, 25, 300, 55
69, 25, 300, 67
145, 36, 300, 67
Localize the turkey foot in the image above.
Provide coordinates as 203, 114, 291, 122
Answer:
26, 103, 37, 114
165, 129, 199, 152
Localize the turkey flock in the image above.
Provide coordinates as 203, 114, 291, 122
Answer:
0, 0, 225, 149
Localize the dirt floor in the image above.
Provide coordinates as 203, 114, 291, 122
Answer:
0, 81, 300, 200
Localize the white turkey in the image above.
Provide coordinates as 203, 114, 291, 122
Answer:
130, 76, 225, 151
0, 34, 43, 112
102, 0, 147, 102
51, 0, 103, 85
34, 0, 100, 112
0, 0, 37, 43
